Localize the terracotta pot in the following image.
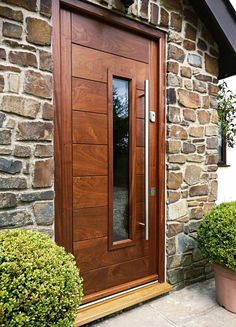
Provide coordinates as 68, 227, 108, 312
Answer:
214, 263, 236, 313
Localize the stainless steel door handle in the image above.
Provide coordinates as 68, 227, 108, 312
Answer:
144, 80, 149, 241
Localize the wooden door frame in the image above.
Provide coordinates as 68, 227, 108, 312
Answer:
53, 0, 167, 283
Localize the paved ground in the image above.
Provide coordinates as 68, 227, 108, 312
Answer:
91, 279, 236, 327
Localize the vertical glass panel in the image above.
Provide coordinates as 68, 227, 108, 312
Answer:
113, 78, 129, 242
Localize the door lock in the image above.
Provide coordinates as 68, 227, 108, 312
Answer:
149, 111, 156, 123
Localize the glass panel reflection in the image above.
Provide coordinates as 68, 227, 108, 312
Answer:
113, 78, 129, 242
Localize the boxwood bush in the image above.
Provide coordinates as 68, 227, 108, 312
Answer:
197, 201, 236, 272
0, 229, 83, 327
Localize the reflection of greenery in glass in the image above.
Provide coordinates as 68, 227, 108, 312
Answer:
218, 81, 236, 148
112, 79, 129, 242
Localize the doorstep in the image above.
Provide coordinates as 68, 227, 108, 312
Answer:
74, 282, 172, 326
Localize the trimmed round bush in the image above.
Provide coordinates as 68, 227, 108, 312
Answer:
0, 229, 83, 327
197, 201, 236, 272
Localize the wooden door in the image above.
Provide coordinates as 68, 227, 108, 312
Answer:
56, 8, 161, 304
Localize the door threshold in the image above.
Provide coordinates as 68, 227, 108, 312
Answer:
74, 281, 172, 326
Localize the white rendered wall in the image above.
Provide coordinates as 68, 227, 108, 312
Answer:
217, 75, 236, 204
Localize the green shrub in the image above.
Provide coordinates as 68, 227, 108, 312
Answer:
197, 201, 236, 272
0, 229, 83, 327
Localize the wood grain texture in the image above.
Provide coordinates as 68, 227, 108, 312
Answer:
136, 89, 145, 118
72, 44, 148, 89
74, 231, 149, 272
81, 256, 150, 295
73, 144, 107, 176
72, 78, 107, 113
136, 118, 144, 146
136, 174, 144, 204
72, 111, 107, 144
76, 282, 172, 325
73, 176, 108, 209
136, 146, 144, 175
73, 206, 108, 241
72, 13, 149, 63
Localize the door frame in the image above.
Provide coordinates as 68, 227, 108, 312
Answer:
53, 0, 167, 284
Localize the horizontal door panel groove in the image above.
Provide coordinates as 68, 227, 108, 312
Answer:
73, 206, 108, 241
72, 44, 148, 89
73, 144, 108, 176
72, 77, 107, 113
73, 176, 108, 209
82, 256, 150, 295
72, 14, 149, 63
74, 231, 149, 272
72, 111, 107, 144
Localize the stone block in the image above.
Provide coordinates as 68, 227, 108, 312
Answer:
208, 83, 218, 96
42, 102, 53, 120
168, 200, 188, 220
197, 145, 205, 154
185, 23, 197, 41
0, 193, 17, 208
176, 233, 195, 253
26, 17, 52, 46
183, 8, 198, 26
189, 220, 201, 232
0, 177, 27, 189
195, 74, 212, 82
167, 61, 179, 74
33, 159, 53, 188
170, 13, 182, 32
209, 180, 218, 201
167, 140, 181, 154
167, 74, 180, 87
168, 268, 184, 284
169, 125, 188, 140
3, 39, 36, 52
24, 70, 52, 99
168, 171, 183, 190
182, 142, 196, 154
189, 126, 204, 138
0, 158, 22, 174
167, 222, 183, 237
187, 154, 204, 163
205, 125, 218, 136
189, 184, 209, 197
183, 40, 195, 51
167, 255, 182, 269
17, 121, 53, 141
168, 31, 183, 44
168, 191, 181, 204
187, 54, 202, 68
190, 207, 204, 219
0, 75, 4, 92
180, 66, 192, 78
206, 137, 218, 149
39, 50, 52, 72
193, 80, 207, 93
8, 74, 20, 93
34, 144, 53, 158
2, 95, 40, 118
198, 111, 210, 124
167, 237, 176, 255
160, 8, 169, 27
40, 0, 52, 17
33, 201, 53, 225
3, 0, 37, 11
0, 5, 23, 22
178, 89, 200, 108
183, 109, 196, 122
0, 210, 32, 228
205, 53, 219, 76
167, 88, 176, 104
13, 145, 31, 158
168, 44, 185, 63
206, 154, 218, 165
20, 190, 54, 202
197, 39, 207, 51
0, 129, 11, 145
2, 22, 22, 39
169, 154, 186, 164
9, 51, 37, 68
184, 164, 201, 185
168, 106, 180, 123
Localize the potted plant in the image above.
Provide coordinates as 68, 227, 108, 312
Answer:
197, 201, 236, 313
0, 229, 83, 326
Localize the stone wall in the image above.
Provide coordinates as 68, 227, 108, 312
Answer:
0, 0, 219, 288
0, 0, 54, 236
87, 0, 219, 288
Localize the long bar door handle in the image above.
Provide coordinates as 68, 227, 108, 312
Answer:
144, 80, 149, 241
